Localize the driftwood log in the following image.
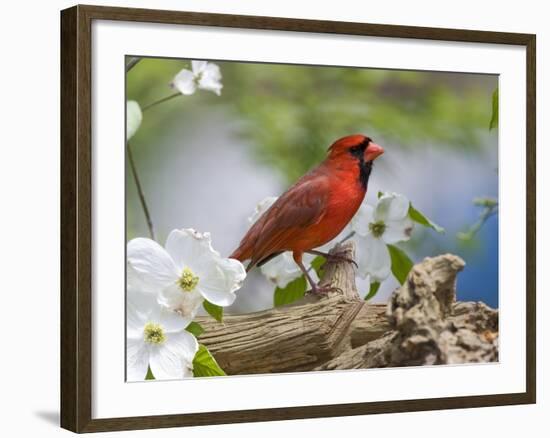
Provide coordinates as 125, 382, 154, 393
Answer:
196, 242, 499, 374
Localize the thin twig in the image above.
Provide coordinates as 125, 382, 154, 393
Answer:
457, 205, 498, 241
340, 231, 355, 243
126, 57, 141, 72
127, 142, 156, 241
142, 92, 181, 112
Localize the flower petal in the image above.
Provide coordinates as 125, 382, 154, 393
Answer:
127, 288, 155, 336
165, 228, 220, 274
375, 193, 409, 222
126, 100, 142, 140
150, 304, 192, 333
126, 337, 149, 381
149, 330, 198, 380
191, 60, 207, 74
354, 234, 391, 281
126, 312, 144, 340
148, 346, 181, 380
260, 252, 302, 288
158, 283, 203, 322
127, 262, 160, 296
383, 216, 414, 244
127, 238, 179, 291
172, 68, 197, 95
169, 330, 199, 365
198, 62, 222, 95
198, 258, 246, 306
351, 203, 374, 236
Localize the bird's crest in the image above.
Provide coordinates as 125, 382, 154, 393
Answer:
327, 134, 371, 154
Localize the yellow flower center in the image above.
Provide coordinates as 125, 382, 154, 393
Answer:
178, 267, 199, 292
143, 322, 166, 345
369, 220, 386, 238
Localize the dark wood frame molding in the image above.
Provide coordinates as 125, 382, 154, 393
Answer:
60, 4, 536, 433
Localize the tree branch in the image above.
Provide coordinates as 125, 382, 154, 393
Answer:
196, 243, 498, 374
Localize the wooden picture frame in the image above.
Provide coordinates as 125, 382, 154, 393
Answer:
60, 4, 536, 433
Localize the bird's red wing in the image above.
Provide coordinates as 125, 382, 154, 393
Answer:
247, 175, 331, 267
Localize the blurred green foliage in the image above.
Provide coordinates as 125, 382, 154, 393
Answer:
126, 57, 496, 184
489, 88, 499, 130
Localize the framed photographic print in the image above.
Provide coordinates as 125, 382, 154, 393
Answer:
60, 4, 536, 433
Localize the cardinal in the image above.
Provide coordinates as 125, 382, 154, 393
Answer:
230, 134, 384, 294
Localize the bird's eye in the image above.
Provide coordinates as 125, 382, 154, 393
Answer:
348, 144, 365, 158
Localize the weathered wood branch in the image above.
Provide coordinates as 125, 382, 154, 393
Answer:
196, 242, 498, 375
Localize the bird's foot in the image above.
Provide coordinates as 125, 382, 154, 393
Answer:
324, 252, 358, 269
306, 283, 343, 296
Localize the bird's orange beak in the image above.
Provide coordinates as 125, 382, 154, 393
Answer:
364, 143, 384, 162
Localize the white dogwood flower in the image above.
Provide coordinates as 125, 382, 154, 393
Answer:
172, 60, 223, 96
127, 290, 198, 381
259, 252, 307, 289
351, 192, 414, 281
127, 229, 246, 323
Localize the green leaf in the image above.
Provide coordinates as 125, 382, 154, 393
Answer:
193, 344, 226, 377
473, 197, 498, 208
203, 300, 223, 323
377, 191, 384, 199
489, 88, 498, 130
387, 244, 414, 285
126, 100, 142, 140
185, 321, 204, 337
274, 275, 307, 307
365, 282, 380, 301
310, 256, 326, 278
408, 203, 445, 233
145, 366, 155, 380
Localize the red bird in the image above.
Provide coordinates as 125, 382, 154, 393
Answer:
230, 134, 384, 294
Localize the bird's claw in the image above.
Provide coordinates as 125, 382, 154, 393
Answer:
306, 284, 343, 296
326, 252, 358, 269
